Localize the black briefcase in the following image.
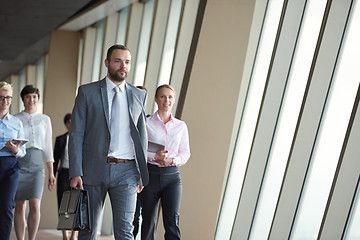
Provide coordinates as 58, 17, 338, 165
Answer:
57, 189, 91, 231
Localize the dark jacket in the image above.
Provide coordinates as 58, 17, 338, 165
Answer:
53, 132, 68, 177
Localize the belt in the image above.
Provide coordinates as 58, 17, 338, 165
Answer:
107, 157, 135, 164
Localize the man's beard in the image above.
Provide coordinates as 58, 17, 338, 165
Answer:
109, 69, 127, 82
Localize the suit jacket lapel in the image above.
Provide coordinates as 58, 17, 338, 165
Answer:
126, 83, 134, 120
100, 78, 110, 130
126, 85, 149, 185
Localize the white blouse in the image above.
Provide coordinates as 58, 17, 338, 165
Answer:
15, 111, 54, 163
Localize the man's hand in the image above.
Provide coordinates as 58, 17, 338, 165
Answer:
70, 176, 83, 190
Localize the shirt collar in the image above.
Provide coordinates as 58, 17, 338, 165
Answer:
2, 112, 10, 121
155, 111, 174, 124
106, 77, 126, 92
21, 111, 38, 117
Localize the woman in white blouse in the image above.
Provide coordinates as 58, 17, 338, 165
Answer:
14, 85, 56, 240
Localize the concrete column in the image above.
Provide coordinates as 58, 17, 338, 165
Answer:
176, 0, 255, 239
40, 29, 81, 228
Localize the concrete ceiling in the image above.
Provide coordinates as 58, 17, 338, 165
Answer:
0, 0, 103, 81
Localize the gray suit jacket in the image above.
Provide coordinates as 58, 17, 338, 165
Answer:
69, 78, 148, 186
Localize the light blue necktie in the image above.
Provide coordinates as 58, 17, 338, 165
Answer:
110, 86, 121, 141
110, 86, 149, 185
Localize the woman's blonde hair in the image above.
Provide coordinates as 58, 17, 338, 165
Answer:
0, 82, 13, 93
155, 84, 176, 98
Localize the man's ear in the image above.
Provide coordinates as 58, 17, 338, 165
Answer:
104, 59, 109, 67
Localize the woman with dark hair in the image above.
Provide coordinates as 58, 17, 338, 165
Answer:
53, 113, 77, 240
0, 82, 26, 240
14, 85, 56, 240
140, 84, 191, 240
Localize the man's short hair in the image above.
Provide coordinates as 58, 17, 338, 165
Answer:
64, 113, 72, 125
106, 44, 130, 61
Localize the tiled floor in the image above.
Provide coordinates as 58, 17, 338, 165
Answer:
10, 228, 115, 240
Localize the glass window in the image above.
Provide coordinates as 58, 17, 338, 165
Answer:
116, 7, 128, 45
249, 0, 327, 239
215, 0, 284, 239
133, 0, 155, 87
92, 21, 105, 82
18, 69, 26, 112
344, 177, 360, 239
77, 38, 83, 89
291, 0, 360, 238
35, 57, 45, 113
157, 0, 182, 86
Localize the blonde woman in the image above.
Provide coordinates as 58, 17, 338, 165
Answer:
14, 85, 56, 240
140, 84, 190, 240
0, 82, 26, 240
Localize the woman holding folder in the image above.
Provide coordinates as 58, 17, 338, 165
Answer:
140, 84, 190, 240
0, 82, 26, 240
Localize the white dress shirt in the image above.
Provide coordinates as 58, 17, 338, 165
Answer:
62, 134, 70, 168
106, 77, 135, 159
15, 111, 54, 163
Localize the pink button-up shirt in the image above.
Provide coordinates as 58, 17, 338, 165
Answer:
147, 111, 190, 166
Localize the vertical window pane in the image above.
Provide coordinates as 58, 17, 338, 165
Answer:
344, 178, 360, 239
77, 38, 83, 89
19, 69, 26, 112
36, 57, 45, 113
92, 21, 104, 82
215, 0, 284, 238
291, 0, 360, 238
157, 0, 182, 86
116, 7, 128, 45
250, 1, 327, 239
133, 0, 155, 86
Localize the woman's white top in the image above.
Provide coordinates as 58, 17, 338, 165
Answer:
15, 111, 54, 163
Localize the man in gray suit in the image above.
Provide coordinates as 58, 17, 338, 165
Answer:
69, 44, 149, 240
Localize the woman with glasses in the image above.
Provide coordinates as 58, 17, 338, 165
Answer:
14, 85, 56, 240
0, 82, 26, 240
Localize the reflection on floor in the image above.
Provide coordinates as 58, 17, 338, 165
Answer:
10, 228, 114, 240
